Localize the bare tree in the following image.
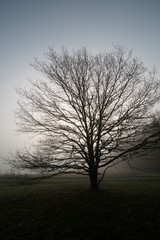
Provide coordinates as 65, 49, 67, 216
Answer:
10, 46, 160, 190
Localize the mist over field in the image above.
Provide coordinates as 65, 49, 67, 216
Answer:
1, 0, 160, 179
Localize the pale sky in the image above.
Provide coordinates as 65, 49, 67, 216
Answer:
0, 0, 160, 172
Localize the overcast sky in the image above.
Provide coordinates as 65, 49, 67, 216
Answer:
0, 0, 160, 172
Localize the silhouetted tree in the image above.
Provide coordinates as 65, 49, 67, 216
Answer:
10, 46, 160, 190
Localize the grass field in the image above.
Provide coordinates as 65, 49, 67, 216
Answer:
0, 177, 160, 240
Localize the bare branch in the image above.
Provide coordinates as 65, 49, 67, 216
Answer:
8, 45, 160, 190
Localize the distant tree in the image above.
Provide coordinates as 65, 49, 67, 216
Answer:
9, 46, 160, 190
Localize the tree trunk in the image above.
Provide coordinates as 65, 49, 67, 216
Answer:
89, 166, 99, 191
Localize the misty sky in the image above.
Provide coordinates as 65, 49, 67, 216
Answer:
0, 0, 160, 172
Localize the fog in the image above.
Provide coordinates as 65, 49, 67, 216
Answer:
1, 0, 160, 177
1, 148, 160, 177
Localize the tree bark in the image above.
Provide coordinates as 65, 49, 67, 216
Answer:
89, 166, 98, 191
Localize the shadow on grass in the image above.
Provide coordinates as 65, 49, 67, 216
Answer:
0, 177, 160, 240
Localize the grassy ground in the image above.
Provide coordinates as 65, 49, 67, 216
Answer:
0, 177, 160, 240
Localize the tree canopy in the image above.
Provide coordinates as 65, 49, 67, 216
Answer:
10, 46, 160, 190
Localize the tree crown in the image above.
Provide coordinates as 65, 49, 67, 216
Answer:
10, 46, 160, 187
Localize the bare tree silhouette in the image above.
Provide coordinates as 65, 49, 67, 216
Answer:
10, 46, 160, 190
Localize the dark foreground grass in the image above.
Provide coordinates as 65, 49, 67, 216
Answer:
0, 177, 160, 240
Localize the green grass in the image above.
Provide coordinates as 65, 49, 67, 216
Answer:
0, 177, 160, 240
